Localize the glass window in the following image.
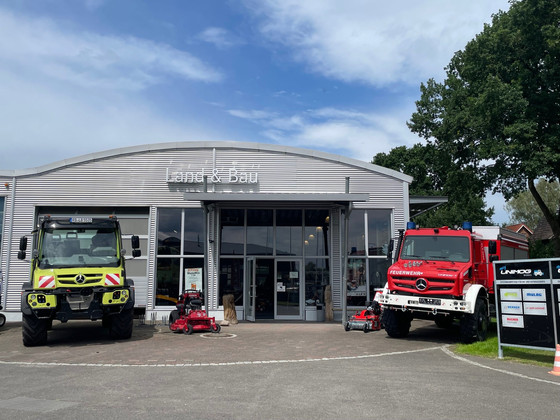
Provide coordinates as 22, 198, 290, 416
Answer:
247, 209, 273, 255
347, 258, 367, 306
304, 209, 330, 256
156, 257, 180, 306
276, 209, 302, 256
220, 209, 245, 255
156, 208, 205, 308
348, 210, 365, 256
219, 258, 244, 306
305, 258, 329, 305
401, 235, 470, 262
184, 209, 204, 255
367, 210, 391, 256
369, 258, 390, 292
157, 208, 181, 255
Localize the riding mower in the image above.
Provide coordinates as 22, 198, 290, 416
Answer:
169, 290, 221, 335
344, 300, 382, 333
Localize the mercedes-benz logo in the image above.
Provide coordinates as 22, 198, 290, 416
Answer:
75, 274, 86, 284
415, 278, 428, 291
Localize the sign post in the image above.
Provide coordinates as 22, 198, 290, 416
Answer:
494, 258, 560, 358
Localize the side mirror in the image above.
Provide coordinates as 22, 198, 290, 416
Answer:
131, 235, 141, 258
488, 240, 497, 255
387, 239, 394, 260
18, 237, 28, 260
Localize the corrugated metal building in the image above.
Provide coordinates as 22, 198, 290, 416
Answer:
0, 142, 412, 322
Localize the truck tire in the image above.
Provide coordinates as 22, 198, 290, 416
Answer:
109, 308, 134, 340
383, 309, 412, 338
22, 313, 48, 347
460, 298, 488, 343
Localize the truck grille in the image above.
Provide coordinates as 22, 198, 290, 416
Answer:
57, 273, 104, 285
392, 276, 455, 292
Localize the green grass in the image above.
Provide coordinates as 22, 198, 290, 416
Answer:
454, 322, 556, 368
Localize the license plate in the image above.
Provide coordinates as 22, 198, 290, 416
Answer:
419, 298, 441, 305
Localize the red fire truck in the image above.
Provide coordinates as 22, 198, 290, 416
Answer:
376, 222, 529, 343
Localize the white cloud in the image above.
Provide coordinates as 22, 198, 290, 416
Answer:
228, 104, 421, 161
0, 68, 219, 170
197, 27, 245, 49
244, 0, 511, 86
0, 8, 224, 91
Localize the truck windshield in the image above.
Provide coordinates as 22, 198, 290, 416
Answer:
400, 235, 470, 263
39, 228, 119, 268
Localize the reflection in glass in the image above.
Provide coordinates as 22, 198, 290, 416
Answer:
156, 257, 180, 306
247, 209, 273, 255
367, 209, 391, 256
276, 209, 302, 256
348, 210, 365, 256
157, 208, 181, 255
220, 209, 245, 255
368, 258, 390, 292
304, 209, 330, 256
183, 209, 204, 255
305, 258, 329, 305
276, 260, 300, 316
347, 258, 366, 306
219, 258, 244, 306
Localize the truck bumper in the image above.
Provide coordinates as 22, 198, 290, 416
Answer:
21, 287, 135, 321
377, 293, 473, 315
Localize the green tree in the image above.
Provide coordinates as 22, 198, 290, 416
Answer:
408, 0, 560, 255
505, 179, 560, 230
372, 143, 493, 227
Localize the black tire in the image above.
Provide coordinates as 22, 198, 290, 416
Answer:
460, 298, 488, 343
169, 310, 179, 330
363, 322, 369, 333
382, 309, 412, 338
109, 308, 134, 340
434, 314, 454, 329
344, 321, 351, 331
0, 314, 6, 328
184, 324, 194, 335
22, 313, 48, 347
212, 324, 221, 334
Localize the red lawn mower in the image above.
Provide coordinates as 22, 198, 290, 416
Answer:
169, 290, 221, 335
344, 300, 382, 333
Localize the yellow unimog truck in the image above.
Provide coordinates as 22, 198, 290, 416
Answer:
18, 216, 141, 346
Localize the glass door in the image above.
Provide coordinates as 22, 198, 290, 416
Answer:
244, 257, 256, 322
275, 260, 303, 319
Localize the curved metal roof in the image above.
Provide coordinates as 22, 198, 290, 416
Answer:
0, 140, 412, 183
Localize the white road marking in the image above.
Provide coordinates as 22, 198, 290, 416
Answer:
0, 345, 441, 368
441, 346, 560, 386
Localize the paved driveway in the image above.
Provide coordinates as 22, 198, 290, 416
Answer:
0, 319, 559, 420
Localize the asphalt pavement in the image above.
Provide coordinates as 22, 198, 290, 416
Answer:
0, 318, 559, 420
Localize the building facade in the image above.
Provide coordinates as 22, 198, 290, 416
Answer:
0, 142, 412, 322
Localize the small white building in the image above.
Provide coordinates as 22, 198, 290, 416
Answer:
0, 141, 414, 322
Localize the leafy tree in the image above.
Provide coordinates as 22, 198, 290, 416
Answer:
505, 179, 560, 230
408, 0, 560, 255
372, 143, 493, 227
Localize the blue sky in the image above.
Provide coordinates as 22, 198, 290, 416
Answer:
0, 0, 512, 223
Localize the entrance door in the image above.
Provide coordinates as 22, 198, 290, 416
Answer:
244, 258, 256, 322
275, 260, 303, 319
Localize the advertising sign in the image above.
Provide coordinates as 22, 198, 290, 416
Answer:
185, 267, 203, 291
494, 258, 560, 357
